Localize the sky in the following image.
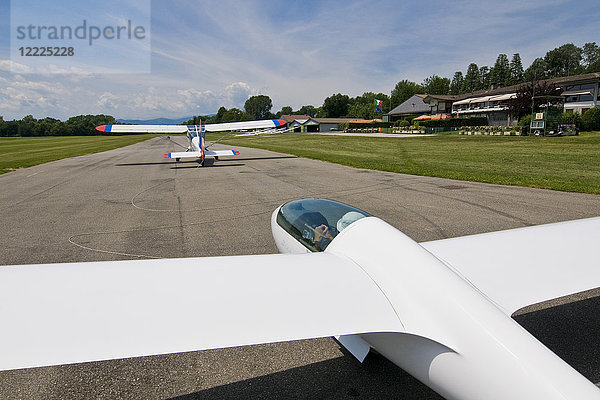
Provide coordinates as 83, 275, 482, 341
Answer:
0, 0, 598, 120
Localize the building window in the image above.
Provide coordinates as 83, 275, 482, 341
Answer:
566, 83, 596, 91
565, 94, 594, 103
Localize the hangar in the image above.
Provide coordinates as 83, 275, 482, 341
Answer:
281, 115, 381, 132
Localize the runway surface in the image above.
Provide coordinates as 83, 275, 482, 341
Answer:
1, 137, 599, 399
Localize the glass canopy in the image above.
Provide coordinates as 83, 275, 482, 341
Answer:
276, 198, 371, 252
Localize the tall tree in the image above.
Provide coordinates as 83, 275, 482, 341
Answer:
64, 114, 116, 136
244, 95, 273, 119
213, 106, 228, 123
582, 42, 600, 70
479, 66, 490, 90
297, 105, 317, 117
347, 92, 390, 119
587, 58, 600, 73
462, 63, 480, 93
221, 108, 253, 122
544, 43, 582, 77
490, 54, 511, 87
276, 106, 293, 117
34, 117, 61, 136
321, 93, 350, 117
524, 57, 549, 81
450, 71, 464, 95
422, 75, 450, 95
390, 80, 422, 109
18, 115, 36, 137
509, 53, 525, 85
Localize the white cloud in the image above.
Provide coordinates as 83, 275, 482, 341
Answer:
224, 82, 254, 107
97, 92, 120, 109
0, 60, 32, 74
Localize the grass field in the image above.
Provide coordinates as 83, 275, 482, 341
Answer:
2, 133, 599, 195
0, 135, 155, 175
210, 131, 600, 195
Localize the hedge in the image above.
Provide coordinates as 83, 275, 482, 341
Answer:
419, 117, 487, 128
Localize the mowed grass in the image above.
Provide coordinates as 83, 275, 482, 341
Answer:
210, 131, 600, 195
0, 135, 155, 174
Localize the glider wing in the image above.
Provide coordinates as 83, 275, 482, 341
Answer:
421, 217, 600, 315
0, 253, 403, 371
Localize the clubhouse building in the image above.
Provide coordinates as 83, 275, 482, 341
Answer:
386, 72, 600, 126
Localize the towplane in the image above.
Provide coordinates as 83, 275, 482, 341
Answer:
96, 119, 286, 165
1, 198, 599, 399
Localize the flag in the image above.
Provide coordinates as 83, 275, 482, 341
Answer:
375, 106, 382, 113
374, 99, 383, 106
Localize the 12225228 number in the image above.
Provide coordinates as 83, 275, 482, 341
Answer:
18, 47, 74, 56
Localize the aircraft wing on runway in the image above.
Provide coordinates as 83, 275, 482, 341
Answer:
162, 150, 240, 159
203, 119, 286, 132
163, 151, 202, 159
96, 124, 188, 133
95, 120, 285, 163
421, 217, 600, 315
0, 253, 403, 372
95, 119, 286, 134
205, 149, 240, 157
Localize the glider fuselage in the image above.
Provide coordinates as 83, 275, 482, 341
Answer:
272, 201, 600, 400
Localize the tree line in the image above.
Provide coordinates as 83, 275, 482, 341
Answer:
0, 114, 116, 137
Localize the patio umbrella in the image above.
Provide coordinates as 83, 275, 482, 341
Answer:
413, 115, 431, 120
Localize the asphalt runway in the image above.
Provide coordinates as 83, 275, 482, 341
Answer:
1, 136, 599, 399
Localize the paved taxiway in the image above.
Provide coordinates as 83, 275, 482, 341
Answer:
1, 136, 599, 399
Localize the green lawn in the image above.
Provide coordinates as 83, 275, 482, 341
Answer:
3, 133, 599, 195
0, 135, 155, 174
210, 131, 600, 195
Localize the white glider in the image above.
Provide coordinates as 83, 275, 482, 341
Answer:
1, 198, 599, 400
95, 119, 287, 164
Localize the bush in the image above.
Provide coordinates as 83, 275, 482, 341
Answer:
419, 116, 487, 128
560, 112, 581, 127
581, 107, 600, 131
398, 119, 410, 127
347, 121, 393, 129
518, 115, 531, 127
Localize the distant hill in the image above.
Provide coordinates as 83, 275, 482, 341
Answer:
117, 117, 193, 125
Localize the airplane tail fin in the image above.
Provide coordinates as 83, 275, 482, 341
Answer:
186, 125, 205, 163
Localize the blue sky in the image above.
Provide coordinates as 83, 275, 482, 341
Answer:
0, 0, 598, 120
